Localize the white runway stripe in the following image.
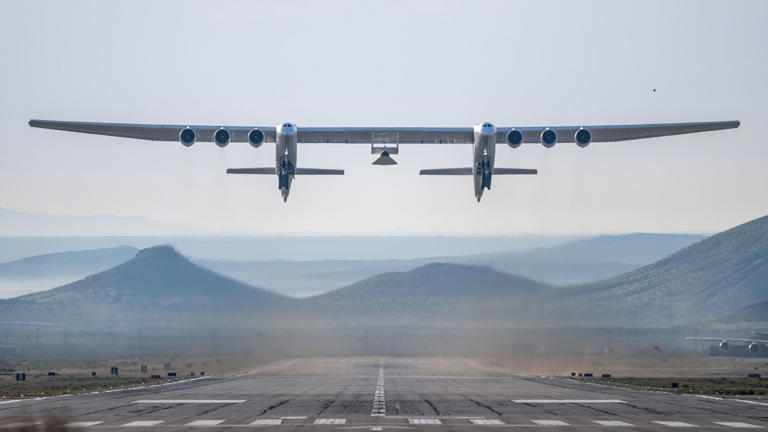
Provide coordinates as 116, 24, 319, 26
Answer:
371, 360, 386, 417
313, 419, 347, 424
513, 399, 627, 404
652, 421, 698, 427
470, 419, 505, 425
408, 418, 442, 424
185, 420, 225, 426
531, 420, 570, 426
250, 419, 282, 425
65, 422, 103, 427
593, 420, 635, 427
132, 399, 245, 404
713, 422, 763, 428
121, 421, 164, 427
0, 400, 22, 405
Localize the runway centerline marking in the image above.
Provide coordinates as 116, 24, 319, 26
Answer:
593, 420, 635, 427
121, 421, 164, 427
513, 399, 627, 404
652, 421, 698, 427
186, 420, 225, 426
132, 399, 246, 404
531, 420, 570, 426
713, 422, 763, 428
371, 359, 386, 417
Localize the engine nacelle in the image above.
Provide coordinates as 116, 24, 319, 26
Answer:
214, 127, 231, 147
748, 342, 759, 353
248, 128, 265, 148
719, 341, 729, 350
575, 127, 592, 148
506, 129, 523, 148
540, 128, 557, 148
179, 127, 196, 147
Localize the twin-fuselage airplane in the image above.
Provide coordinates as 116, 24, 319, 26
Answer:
28, 119, 740, 201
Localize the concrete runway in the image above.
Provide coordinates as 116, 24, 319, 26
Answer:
1, 357, 767, 431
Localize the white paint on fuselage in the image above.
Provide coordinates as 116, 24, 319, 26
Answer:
472, 122, 497, 201
275, 122, 298, 201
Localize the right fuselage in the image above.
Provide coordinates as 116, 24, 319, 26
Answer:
473, 122, 497, 201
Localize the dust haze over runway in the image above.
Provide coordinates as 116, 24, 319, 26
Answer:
2, 357, 767, 431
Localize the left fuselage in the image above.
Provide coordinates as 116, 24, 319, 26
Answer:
275, 122, 298, 201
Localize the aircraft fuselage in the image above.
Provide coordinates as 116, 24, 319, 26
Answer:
473, 123, 497, 201
276, 123, 298, 201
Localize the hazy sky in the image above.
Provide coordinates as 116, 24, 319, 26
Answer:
1, 0, 766, 236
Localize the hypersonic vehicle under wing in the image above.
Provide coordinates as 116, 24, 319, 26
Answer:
29, 119, 740, 201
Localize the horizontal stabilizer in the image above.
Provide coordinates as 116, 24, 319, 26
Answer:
226, 167, 275, 175
493, 168, 537, 175
419, 167, 538, 175
294, 168, 344, 175
419, 168, 473, 175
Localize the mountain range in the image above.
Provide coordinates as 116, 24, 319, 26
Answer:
0, 215, 766, 329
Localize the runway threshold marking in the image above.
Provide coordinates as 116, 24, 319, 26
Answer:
592, 420, 635, 427
531, 420, 570, 426
186, 420, 225, 426
713, 422, 763, 428
371, 359, 386, 417
132, 399, 246, 404
314, 419, 347, 424
652, 421, 698, 427
513, 399, 627, 404
121, 421, 164, 427
408, 418, 442, 424
470, 419, 505, 425
65, 422, 103, 427
249, 419, 282, 425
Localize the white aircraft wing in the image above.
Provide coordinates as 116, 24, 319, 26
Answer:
495, 120, 739, 144
685, 337, 768, 343
29, 120, 739, 144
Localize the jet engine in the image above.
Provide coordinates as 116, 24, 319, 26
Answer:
575, 127, 592, 148
719, 341, 729, 350
506, 129, 523, 148
540, 128, 557, 148
748, 342, 759, 353
214, 127, 231, 147
248, 128, 265, 148
179, 127, 196, 147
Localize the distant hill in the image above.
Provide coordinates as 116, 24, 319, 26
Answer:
0, 246, 138, 280
718, 298, 768, 324
570, 215, 768, 326
0, 246, 294, 328
199, 233, 705, 296
303, 263, 554, 325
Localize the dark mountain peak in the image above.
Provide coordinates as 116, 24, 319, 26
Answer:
134, 244, 184, 261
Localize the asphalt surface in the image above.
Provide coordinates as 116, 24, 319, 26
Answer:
1, 357, 768, 431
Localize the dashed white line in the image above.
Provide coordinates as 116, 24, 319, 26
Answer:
713, 422, 763, 428
531, 420, 571, 426
513, 399, 627, 404
313, 418, 347, 424
408, 418, 442, 424
133, 399, 245, 404
121, 421, 164, 427
470, 419, 505, 425
249, 419, 282, 425
185, 420, 225, 426
371, 360, 386, 417
652, 421, 698, 427
593, 420, 635, 427
65, 421, 103, 427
